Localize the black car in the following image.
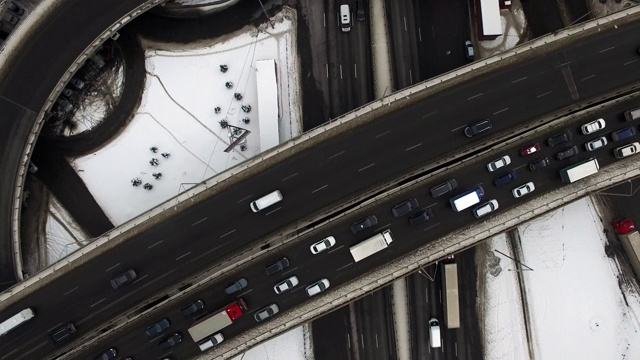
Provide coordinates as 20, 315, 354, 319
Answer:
158, 332, 182, 350
430, 179, 458, 198
224, 277, 248, 295
180, 299, 205, 318
146, 318, 170, 338
350, 215, 378, 234
95, 348, 117, 360
493, 170, 517, 187
409, 209, 434, 227
356, 0, 365, 20
391, 198, 419, 217
464, 119, 492, 137
265, 257, 290, 275
110, 269, 137, 289
50, 323, 77, 344
547, 130, 572, 147
528, 157, 550, 171
556, 146, 578, 160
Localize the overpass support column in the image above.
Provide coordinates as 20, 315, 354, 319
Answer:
370, 0, 394, 98
391, 279, 411, 360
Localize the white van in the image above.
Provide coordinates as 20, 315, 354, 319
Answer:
428, 318, 441, 348
340, 4, 351, 32
250, 190, 283, 212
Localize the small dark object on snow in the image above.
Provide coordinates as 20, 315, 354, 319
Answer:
241, 105, 251, 113
220, 64, 228, 73
150, 158, 159, 166
144, 183, 153, 190
225, 81, 233, 89
242, 117, 250, 124
153, 172, 162, 180
240, 144, 247, 151
161, 152, 170, 159
150, 146, 158, 153
219, 119, 229, 128
234, 93, 243, 100
214, 106, 221, 114
131, 178, 142, 187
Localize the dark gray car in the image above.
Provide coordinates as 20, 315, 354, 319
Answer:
409, 209, 434, 227
181, 299, 205, 318
350, 215, 378, 234
430, 179, 458, 198
391, 198, 419, 217
159, 332, 182, 350
110, 269, 137, 289
556, 146, 578, 160
224, 277, 248, 295
265, 257, 289, 275
146, 318, 170, 338
464, 119, 492, 137
547, 130, 572, 147
254, 304, 279, 322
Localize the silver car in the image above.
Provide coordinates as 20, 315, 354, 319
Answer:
512, 182, 535, 198
306, 279, 330, 297
473, 200, 499, 218
581, 118, 605, 135
585, 137, 607, 151
310, 236, 336, 254
254, 303, 279, 322
273, 276, 299, 294
486, 155, 511, 172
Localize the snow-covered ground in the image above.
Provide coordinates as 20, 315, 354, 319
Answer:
481, 197, 640, 359
72, 10, 301, 225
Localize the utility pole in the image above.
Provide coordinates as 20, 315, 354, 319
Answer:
258, 0, 275, 29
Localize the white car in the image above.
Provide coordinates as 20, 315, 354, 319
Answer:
614, 142, 640, 159
581, 118, 606, 135
585, 137, 607, 151
273, 276, 299, 294
198, 332, 224, 351
310, 236, 336, 254
473, 199, 499, 218
512, 182, 535, 198
486, 155, 511, 172
306, 279, 330, 297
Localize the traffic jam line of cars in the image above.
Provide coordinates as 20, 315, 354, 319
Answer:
86, 107, 640, 358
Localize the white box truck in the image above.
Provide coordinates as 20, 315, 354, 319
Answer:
349, 230, 393, 262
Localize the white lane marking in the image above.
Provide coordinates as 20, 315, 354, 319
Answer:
282, 173, 298, 181
236, 195, 252, 204
599, 46, 615, 53
555, 61, 571, 67
312, 185, 328, 194
422, 110, 437, 118
90, 298, 106, 308
175, 252, 191, 261
493, 107, 509, 115
105, 263, 121, 272
512, 76, 527, 83
423, 223, 440, 231
237, 289, 253, 297
405, 143, 422, 151
337, 263, 353, 271
148, 240, 164, 249
265, 207, 282, 216
536, 91, 552, 98
133, 274, 148, 284
327, 245, 345, 254
451, 124, 467, 132
191, 217, 207, 226
581, 74, 596, 81
358, 163, 375, 172
624, 59, 639, 66
328, 151, 345, 159
220, 229, 236, 238
375, 130, 391, 138
63, 287, 79, 296
282, 266, 299, 276
467, 93, 483, 100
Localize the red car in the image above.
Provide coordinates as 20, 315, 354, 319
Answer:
611, 218, 636, 235
520, 143, 541, 156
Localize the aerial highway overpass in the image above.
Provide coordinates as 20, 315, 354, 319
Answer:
1, 2, 640, 359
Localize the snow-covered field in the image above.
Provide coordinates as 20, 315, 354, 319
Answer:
71, 11, 301, 225
481, 197, 640, 359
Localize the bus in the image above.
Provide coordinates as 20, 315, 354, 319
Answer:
449, 186, 484, 212
442, 263, 460, 329
559, 158, 599, 184
0, 308, 35, 336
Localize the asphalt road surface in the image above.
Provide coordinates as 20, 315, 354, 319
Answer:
3, 6, 640, 360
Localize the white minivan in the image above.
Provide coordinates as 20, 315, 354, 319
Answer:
340, 4, 351, 32
428, 318, 441, 348
250, 190, 283, 212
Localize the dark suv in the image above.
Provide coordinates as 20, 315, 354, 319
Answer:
391, 198, 419, 217
408, 209, 434, 226
493, 170, 517, 187
350, 215, 378, 234
181, 299, 205, 318
529, 157, 550, 171
50, 323, 77, 344
158, 332, 182, 351
265, 257, 290, 275
556, 146, 578, 160
547, 130, 572, 147
430, 179, 458, 198
464, 119, 492, 137
224, 277, 248, 295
